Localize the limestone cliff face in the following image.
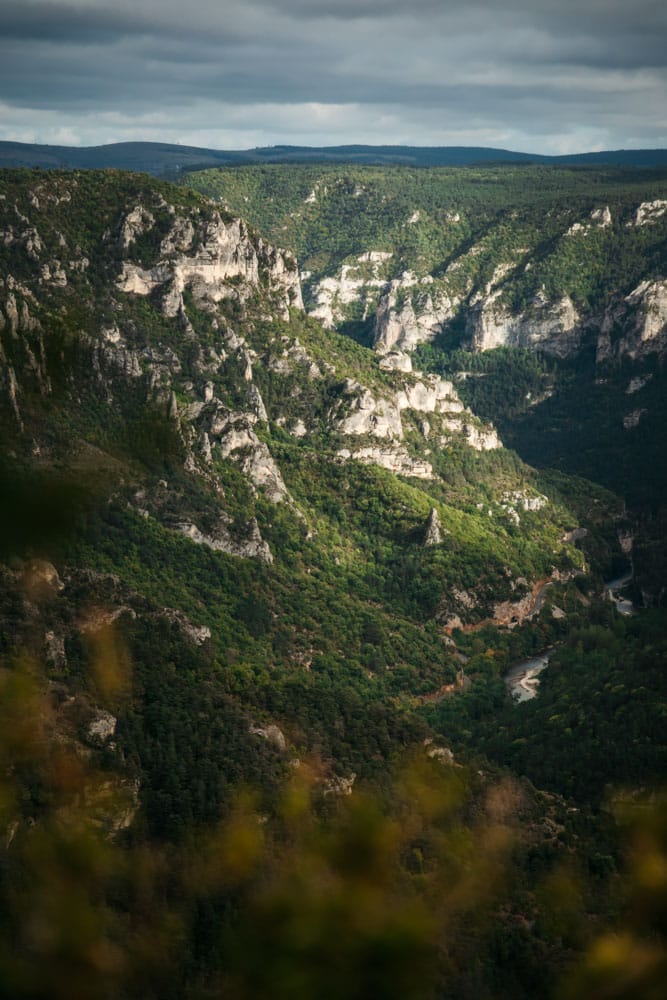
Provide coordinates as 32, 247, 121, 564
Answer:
465, 272, 667, 365
466, 291, 582, 358
332, 379, 404, 440
306, 251, 391, 328
305, 254, 461, 356
329, 371, 501, 473
118, 210, 303, 321
596, 279, 667, 361
565, 205, 612, 236
627, 200, 667, 227
373, 273, 458, 354
395, 376, 464, 415
176, 518, 273, 564
303, 241, 592, 363
292, 187, 667, 368
336, 445, 435, 480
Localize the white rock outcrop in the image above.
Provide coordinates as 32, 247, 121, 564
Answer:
500, 490, 548, 524
460, 423, 501, 451
160, 216, 195, 254
323, 773, 356, 797
337, 446, 434, 479
373, 273, 457, 354
623, 408, 646, 430
308, 253, 390, 328
566, 205, 612, 235
627, 200, 667, 227
158, 608, 212, 644
396, 376, 464, 415
118, 206, 155, 252
378, 351, 413, 373
332, 373, 500, 453
117, 211, 303, 319
177, 518, 274, 564
333, 381, 403, 440
88, 710, 117, 743
424, 507, 443, 546
426, 746, 456, 764
249, 724, 287, 751
267, 337, 321, 379
200, 404, 294, 505
438, 414, 501, 451
501, 490, 547, 513
467, 292, 581, 358
597, 279, 667, 360
626, 374, 653, 394
240, 442, 293, 504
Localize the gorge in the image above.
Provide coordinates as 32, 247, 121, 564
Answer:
0, 158, 666, 1000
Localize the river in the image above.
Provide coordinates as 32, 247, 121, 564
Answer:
504, 650, 554, 702
605, 570, 634, 616
504, 570, 635, 702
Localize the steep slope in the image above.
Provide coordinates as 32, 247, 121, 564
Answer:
185, 163, 667, 599
0, 168, 613, 788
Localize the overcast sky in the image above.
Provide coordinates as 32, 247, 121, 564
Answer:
1, 0, 666, 153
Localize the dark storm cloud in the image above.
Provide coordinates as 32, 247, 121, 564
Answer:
0, 0, 664, 151
0, 2, 257, 47
0, 3, 153, 43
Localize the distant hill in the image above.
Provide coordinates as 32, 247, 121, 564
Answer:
1, 140, 667, 175
0, 140, 246, 173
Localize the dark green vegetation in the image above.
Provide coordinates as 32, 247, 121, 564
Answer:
0, 166, 666, 997
426, 609, 667, 804
413, 347, 667, 569
185, 161, 667, 289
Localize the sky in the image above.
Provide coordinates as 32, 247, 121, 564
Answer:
0, 0, 666, 154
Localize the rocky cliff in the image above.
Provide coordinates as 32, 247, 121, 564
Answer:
186, 165, 667, 367
596, 278, 667, 360
2, 171, 515, 559
466, 291, 582, 358
0, 169, 592, 622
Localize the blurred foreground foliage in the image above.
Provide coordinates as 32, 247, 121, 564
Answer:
0, 642, 501, 999
1, 642, 666, 999
559, 795, 667, 1000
